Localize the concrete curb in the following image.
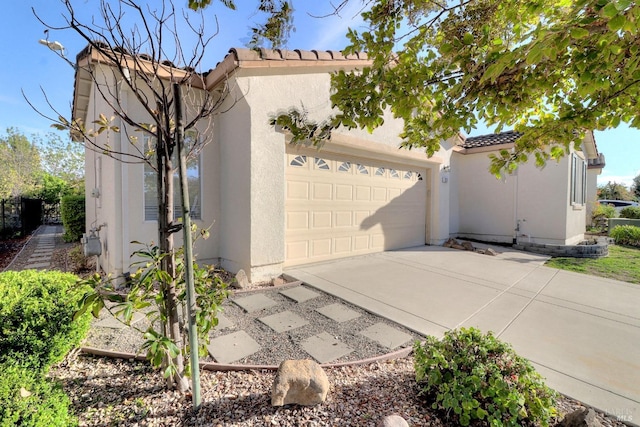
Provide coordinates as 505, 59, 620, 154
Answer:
79, 345, 413, 372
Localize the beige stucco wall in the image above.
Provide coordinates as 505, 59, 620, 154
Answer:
450, 148, 586, 245
84, 61, 452, 281
83, 64, 221, 277
220, 69, 449, 281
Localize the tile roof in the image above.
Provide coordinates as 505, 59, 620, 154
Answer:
461, 130, 523, 149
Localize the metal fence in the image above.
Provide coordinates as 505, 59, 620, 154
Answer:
0, 197, 44, 239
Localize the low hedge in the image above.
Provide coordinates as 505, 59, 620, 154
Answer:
610, 225, 640, 247
0, 270, 91, 372
0, 363, 77, 427
60, 195, 85, 242
620, 206, 640, 219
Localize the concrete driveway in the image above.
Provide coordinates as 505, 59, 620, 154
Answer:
285, 244, 640, 425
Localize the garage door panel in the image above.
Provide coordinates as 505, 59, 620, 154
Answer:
335, 211, 352, 227
354, 235, 370, 250
311, 239, 332, 257
335, 184, 353, 200
334, 237, 352, 253
372, 187, 387, 201
355, 186, 371, 201
286, 241, 309, 260
287, 181, 309, 199
312, 211, 332, 228
286, 151, 428, 266
287, 211, 309, 230
312, 182, 332, 200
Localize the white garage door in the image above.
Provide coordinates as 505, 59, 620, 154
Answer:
285, 150, 428, 266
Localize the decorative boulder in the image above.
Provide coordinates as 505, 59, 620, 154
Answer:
558, 408, 602, 427
378, 414, 410, 427
271, 359, 329, 406
233, 269, 249, 289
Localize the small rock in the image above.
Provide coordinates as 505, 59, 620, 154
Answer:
272, 276, 286, 286
443, 238, 459, 248
558, 408, 602, 427
485, 247, 499, 256
462, 241, 475, 251
233, 269, 249, 289
271, 359, 329, 406
378, 414, 409, 427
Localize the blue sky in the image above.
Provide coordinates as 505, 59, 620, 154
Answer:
1, 1, 638, 188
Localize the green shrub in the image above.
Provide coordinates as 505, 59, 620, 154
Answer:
0, 362, 77, 427
610, 225, 640, 247
620, 206, 640, 219
0, 270, 91, 372
60, 195, 85, 242
592, 203, 617, 220
414, 328, 557, 427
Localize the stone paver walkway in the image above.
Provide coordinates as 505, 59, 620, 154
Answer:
4, 225, 62, 271
206, 285, 413, 364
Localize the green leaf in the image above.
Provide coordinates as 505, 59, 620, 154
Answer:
482, 62, 507, 83
526, 44, 544, 65
602, 2, 619, 18
608, 15, 626, 31
570, 27, 590, 39
463, 32, 474, 45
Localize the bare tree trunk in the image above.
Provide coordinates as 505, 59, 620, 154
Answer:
156, 106, 188, 392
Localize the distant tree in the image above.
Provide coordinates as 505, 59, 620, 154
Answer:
35, 132, 84, 191
33, 173, 75, 205
632, 174, 640, 201
597, 181, 633, 201
0, 128, 41, 199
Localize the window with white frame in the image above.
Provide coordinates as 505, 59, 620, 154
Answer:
570, 153, 587, 205
144, 130, 201, 221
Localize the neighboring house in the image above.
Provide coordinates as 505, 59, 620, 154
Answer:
73, 47, 605, 282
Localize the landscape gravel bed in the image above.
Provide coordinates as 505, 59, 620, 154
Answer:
50, 353, 627, 427
83, 283, 424, 366
6, 228, 631, 426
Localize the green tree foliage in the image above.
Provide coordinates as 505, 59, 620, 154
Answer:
0, 128, 82, 202
33, 174, 74, 204
265, 0, 640, 175
0, 128, 41, 199
598, 181, 633, 200
35, 132, 84, 191
632, 174, 640, 200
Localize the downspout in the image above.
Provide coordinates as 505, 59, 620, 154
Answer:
513, 168, 518, 245
111, 76, 126, 281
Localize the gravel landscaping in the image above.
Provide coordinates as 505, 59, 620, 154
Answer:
5, 228, 632, 426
